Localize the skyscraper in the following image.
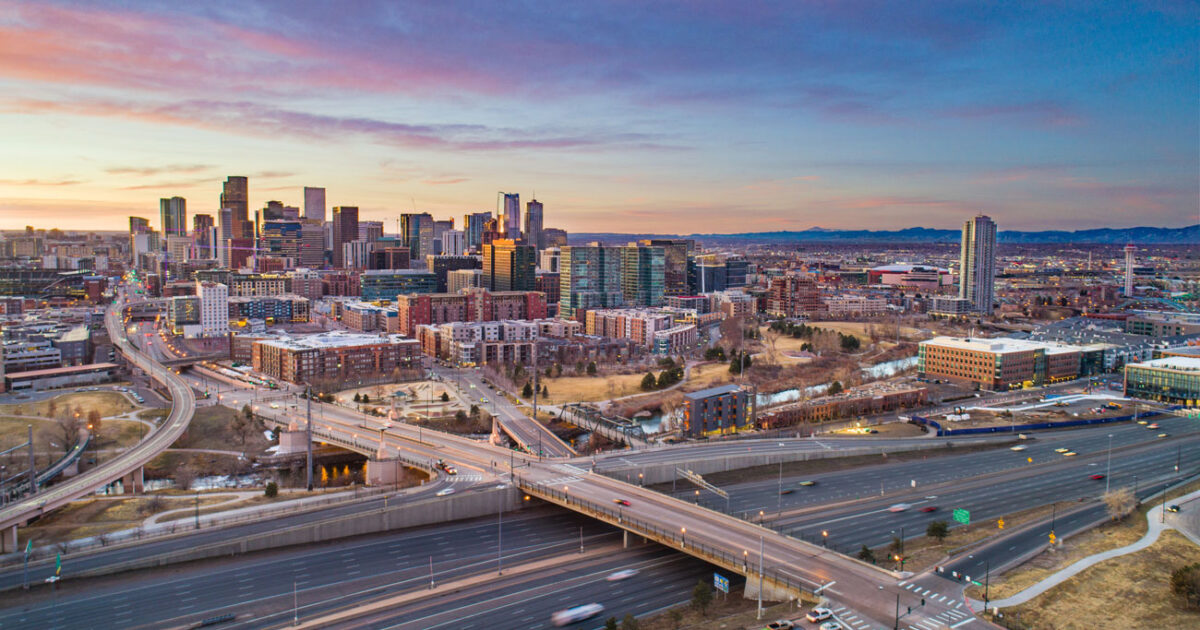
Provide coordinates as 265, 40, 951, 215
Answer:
524, 199, 544, 250
304, 186, 326, 223
642, 239, 690, 296
464, 212, 491, 250
482, 239, 536, 291
1124, 243, 1136, 296
192, 214, 215, 259
221, 176, 252, 239
621, 243, 665, 307
159, 196, 187, 238
559, 245, 623, 319
400, 213, 434, 261
958, 214, 997, 315
498, 192, 520, 237
331, 206, 359, 268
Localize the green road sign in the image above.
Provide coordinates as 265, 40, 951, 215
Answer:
953, 508, 970, 525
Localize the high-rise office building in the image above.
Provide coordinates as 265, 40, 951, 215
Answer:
642, 239, 690, 296
559, 245, 623, 319
482, 239, 536, 292
129, 216, 150, 234
621, 244, 665, 307
441, 229, 466, 256
426, 254, 482, 292
359, 221, 384, 243
542, 228, 569, 248
401, 213, 435, 261
159, 196, 187, 238
958, 214, 997, 315
498, 192, 520, 238
298, 220, 325, 268
464, 212, 491, 250
331, 206, 359, 268
1124, 243, 1136, 296
221, 176, 252, 239
304, 186, 326, 222
524, 199, 544, 250
192, 214, 215, 259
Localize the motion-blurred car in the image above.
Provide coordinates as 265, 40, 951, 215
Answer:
1089, 474, 1105, 480
606, 569, 638, 581
920, 506, 938, 513
888, 503, 911, 512
798, 480, 817, 486
613, 498, 631, 506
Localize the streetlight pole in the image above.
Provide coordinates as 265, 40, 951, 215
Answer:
777, 461, 783, 513
305, 385, 313, 491
757, 535, 764, 620
497, 494, 503, 575
1105, 433, 1113, 494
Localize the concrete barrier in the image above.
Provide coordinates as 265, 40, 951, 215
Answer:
603, 441, 984, 485
69, 486, 524, 581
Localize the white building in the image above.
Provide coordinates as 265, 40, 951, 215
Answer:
825, 295, 889, 316
197, 281, 229, 338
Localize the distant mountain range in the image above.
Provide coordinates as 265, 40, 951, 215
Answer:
569, 224, 1198, 245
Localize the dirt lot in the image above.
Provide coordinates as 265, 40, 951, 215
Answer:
0, 391, 136, 419
993, 530, 1200, 629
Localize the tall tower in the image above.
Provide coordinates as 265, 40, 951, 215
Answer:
498, 192, 520, 238
958, 214, 997, 315
524, 199, 544, 250
304, 187, 326, 223
1124, 243, 1136, 296
331, 206, 359, 268
221, 176, 252, 239
159, 196, 187, 238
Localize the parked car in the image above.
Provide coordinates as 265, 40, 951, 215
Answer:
1167, 505, 1181, 513
766, 620, 795, 630
806, 608, 833, 622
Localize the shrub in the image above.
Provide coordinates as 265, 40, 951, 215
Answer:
691, 579, 712, 615
264, 481, 278, 498
857, 544, 875, 563
926, 520, 949, 541
641, 373, 658, 391
441, 392, 450, 402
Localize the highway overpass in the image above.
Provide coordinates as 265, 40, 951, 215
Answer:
0, 290, 196, 547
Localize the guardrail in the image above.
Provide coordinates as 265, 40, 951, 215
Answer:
518, 476, 817, 603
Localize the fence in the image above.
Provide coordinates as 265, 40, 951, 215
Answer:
913, 405, 1181, 437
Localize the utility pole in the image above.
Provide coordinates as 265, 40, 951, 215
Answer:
532, 340, 540, 460
777, 461, 783, 514
1105, 433, 1113, 494
497, 494, 503, 575
27, 425, 35, 497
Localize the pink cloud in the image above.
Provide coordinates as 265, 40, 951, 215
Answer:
944, 100, 1084, 128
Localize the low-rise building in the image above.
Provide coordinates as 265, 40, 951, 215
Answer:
930, 297, 974, 318
824, 295, 889, 317
394, 289, 547, 336
681, 384, 755, 437
360, 269, 438, 301
227, 294, 310, 324
918, 336, 1082, 390
251, 331, 422, 384
1125, 312, 1200, 337
1124, 357, 1200, 406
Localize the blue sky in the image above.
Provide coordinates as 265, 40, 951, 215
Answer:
0, 1, 1196, 233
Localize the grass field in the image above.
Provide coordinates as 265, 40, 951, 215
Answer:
0, 391, 136, 419
682, 362, 737, 391
809, 320, 923, 340
995, 529, 1200, 629
173, 405, 271, 453
539, 373, 647, 404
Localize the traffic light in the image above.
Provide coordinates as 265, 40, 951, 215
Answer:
998, 518, 1005, 529
1049, 531, 1057, 545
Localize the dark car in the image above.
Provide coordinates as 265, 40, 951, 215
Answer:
920, 506, 938, 513
1168, 505, 1181, 513
780, 489, 795, 495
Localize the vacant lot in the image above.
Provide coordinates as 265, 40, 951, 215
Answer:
682, 362, 737, 391
173, 405, 271, 453
996, 530, 1200, 629
18, 495, 230, 545
0, 391, 137, 419
809, 320, 923, 341
539, 373, 646, 405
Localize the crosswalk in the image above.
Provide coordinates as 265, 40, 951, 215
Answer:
448, 473, 483, 483
828, 581, 976, 630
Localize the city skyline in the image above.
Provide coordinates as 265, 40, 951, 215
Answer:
0, 1, 1197, 234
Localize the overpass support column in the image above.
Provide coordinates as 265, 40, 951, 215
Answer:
623, 530, 628, 548
1, 525, 16, 553
122, 467, 144, 494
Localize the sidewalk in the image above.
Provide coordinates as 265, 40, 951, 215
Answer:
986, 488, 1200, 608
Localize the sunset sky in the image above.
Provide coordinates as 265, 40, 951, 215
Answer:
0, 1, 1196, 234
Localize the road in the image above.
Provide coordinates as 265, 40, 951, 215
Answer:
0, 288, 196, 532
442, 366, 577, 458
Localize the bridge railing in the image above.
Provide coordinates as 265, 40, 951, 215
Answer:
518, 476, 816, 603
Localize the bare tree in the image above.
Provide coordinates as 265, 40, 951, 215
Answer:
1103, 487, 1136, 521
54, 413, 82, 454
175, 464, 197, 491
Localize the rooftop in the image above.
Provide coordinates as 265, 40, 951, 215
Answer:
922, 336, 1081, 355
256, 331, 418, 351
1131, 357, 1200, 372
684, 383, 744, 400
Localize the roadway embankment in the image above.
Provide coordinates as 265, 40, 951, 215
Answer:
66, 486, 524, 582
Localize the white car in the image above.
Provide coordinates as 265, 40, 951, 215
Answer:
1010, 445, 1026, 452
606, 569, 639, 581
435, 488, 455, 497
806, 607, 833, 622
551, 603, 604, 626
887, 503, 912, 513
819, 622, 842, 630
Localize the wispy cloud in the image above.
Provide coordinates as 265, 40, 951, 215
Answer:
0, 177, 84, 186
943, 100, 1084, 128
105, 164, 213, 176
